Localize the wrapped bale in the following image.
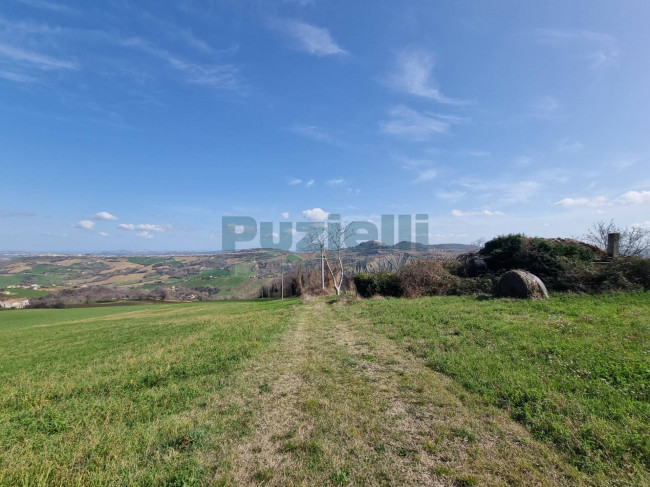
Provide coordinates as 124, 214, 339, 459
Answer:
497, 269, 549, 299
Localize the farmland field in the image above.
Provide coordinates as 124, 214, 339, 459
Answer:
0, 292, 648, 486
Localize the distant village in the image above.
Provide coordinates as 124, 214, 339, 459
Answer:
0, 284, 40, 309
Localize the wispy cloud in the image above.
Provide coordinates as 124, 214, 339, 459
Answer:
136, 231, 154, 239
529, 95, 561, 119
120, 37, 241, 90
0, 70, 36, 83
91, 211, 118, 221
288, 124, 332, 142
302, 207, 329, 221
275, 19, 346, 56
381, 105, 459, 140
0, 43, 77, 70
397, 156, 437, 184
451, 209, 505, 217
458, 150, 490, 157
388, 48, 465, 104
555, 190, 650, 208
610, 153, 650, 171
280, 212, 290, 219
118, 223, 171, 232
413, 169, 437, 183
327, 178, 360, 194
288, 177, 315, 188
327, 178, 345, 186
14, 0, 78, 14
436, 191, 466, 202
140, 12, 218, 54
556, 139, 584, 153
0, 209, 35, 217
532, 28, 619, 71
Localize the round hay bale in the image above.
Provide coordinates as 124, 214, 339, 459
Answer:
497, 269, 549, 299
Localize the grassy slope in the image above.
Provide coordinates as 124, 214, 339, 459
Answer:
336, 292, 650, 483
0, 299, 297, 486
0, 288, 49, 299
1, 293, 648, 485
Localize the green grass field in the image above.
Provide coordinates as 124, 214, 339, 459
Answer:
1, 292, 648, 485
336, 291, 650, 482
0, 288, 50, 298
0, 299, 297, 486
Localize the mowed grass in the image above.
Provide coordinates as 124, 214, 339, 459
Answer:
337, 292, 650, 484
0, 299, 297, 486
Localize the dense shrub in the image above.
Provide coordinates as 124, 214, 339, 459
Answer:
28, 285, 215, 308
483, 233, 525, 265
446, 276, 497, 296
354, 272, 403, 298
480, 234, 605, 292
397, 261, 455, 298
609, 257, 650, 290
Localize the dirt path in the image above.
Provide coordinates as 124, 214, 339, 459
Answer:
211, 299, 585, 486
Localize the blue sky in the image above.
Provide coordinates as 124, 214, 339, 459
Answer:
1, 0, 649, 251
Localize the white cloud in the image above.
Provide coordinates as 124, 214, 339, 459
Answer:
120, 37, 241, 91
436, 191, 466, 202
389, 48, 464, 104
0, 43, 77, 70
288, 178, 303, 185
556, 139, 584, 153
136, 231, 154, 239
413, 169, 437, 183
306, 179, 314, 187
302, 208, 329, 221
98, 232, 109, 237
529, 95, 561, 118
288, 124, 331, 142
280, 212, 290, 219
451, 209, 505, 217
279, 20, 346, 56
380, 105, 456, 140
555, 197, 609, 208
14, 0, 77, 14
74, 220, 95, 230
458, 150, 490, 157
612, 154, 650, 170
619, 190, 650, 205
555, 190, 650, 208
327, 178, 345, 186
91, 211, 118, 221
118, 223, 171, 232
533, 29, 619, 71
0, 70, 35, 83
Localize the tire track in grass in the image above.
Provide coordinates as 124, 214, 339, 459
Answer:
212, 298, 586, 486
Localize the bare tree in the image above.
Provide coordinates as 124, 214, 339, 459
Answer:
323, 220, 355, 296
471, 236, 486, 250
583, 220, 650, 257
301, 220, 355, 295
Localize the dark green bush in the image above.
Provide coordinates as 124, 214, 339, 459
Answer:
483, 233, 525, 263
533, 238, 594, 262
